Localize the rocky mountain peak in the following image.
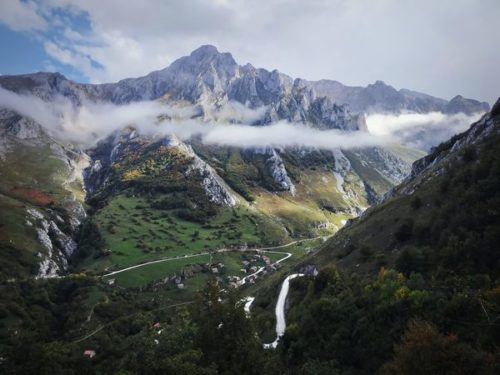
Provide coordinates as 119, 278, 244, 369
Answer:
445, 94, 490, 115
190, 44, 222, 59
171, 44, 237, 74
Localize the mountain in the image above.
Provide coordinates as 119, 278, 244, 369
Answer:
0, 45, 489, 122
0, 46, 365, 131
0, 45, 488, 284
0, 109, 88, 279
248, 98, 500, 374
0, 45, 498, 374
0, 45, 435, 282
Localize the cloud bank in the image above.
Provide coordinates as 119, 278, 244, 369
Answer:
0, 88, 384, 150
172, 122, 383, 150
1, 87, 484, 152
366, 111, 483, 151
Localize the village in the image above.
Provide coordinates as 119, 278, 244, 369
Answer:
144, 250, 285, 290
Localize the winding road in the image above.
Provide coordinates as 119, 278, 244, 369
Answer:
264, 273, 304, 349
102, 236, 327, 278
103, 252, 213, 277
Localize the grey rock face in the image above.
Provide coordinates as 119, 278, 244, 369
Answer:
352, 147, 411, 185
186, 150, 239, 206
49, 221, 78, 258
265, 149, 296, 195
444, 95, 490, 115
26, 209, 67, 278
311, 79, 489, 114
0, 110, 44, 141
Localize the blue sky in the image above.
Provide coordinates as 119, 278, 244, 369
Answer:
0, 23, 91, 82
0, 0, 499, 103
0, 1, 93, 82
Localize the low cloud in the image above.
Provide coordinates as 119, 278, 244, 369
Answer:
0, 87, 384, 150
205, 101, 267, 124
153, 120, 384, 150
196, 122, 381, 149
1, 87, 486, 153
0, 87, 169, 142
366, 111, 484, 151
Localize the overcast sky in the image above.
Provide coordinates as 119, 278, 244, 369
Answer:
0, 0, 498, 104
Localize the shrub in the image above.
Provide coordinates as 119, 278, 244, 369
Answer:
394, 219, 414, 242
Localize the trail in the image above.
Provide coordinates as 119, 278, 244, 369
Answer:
73, 326, 105, 343
72, 301, 194, 343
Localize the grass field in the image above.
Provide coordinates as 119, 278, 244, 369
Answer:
107, 254, 212, 288
85, 194, 278, 272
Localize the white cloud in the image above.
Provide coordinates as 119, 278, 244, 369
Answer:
70, 31, 168, 83
2, 86, 486, 152
0, 87, 384, 150
206, 101, 268, 124
38, 0, 236, 82
0, 0, 47, 32
366, 111, 484, 151
44, 41, 96, 78
199, 122, 383, 150
0, 86, 62, 129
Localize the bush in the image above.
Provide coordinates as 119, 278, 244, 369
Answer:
382, 321, 496, 375
410, 196, 422, 210
394, 219, 414, 242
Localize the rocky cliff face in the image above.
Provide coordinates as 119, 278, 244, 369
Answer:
28, 208, 78, 278
0, 46, 361, 130
0, 110, 88, 278
184, 145, 239, 206
259, 148, 296, 195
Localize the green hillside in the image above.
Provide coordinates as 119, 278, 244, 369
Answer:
269, 103, 500, 374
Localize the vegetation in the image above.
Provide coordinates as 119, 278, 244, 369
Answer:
273, 124, 500, 373
0, 140, 87, 280
0, 276, 280, 374
2, 105, 498, 373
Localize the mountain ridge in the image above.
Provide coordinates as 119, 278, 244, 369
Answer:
0, 45, 489, 118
